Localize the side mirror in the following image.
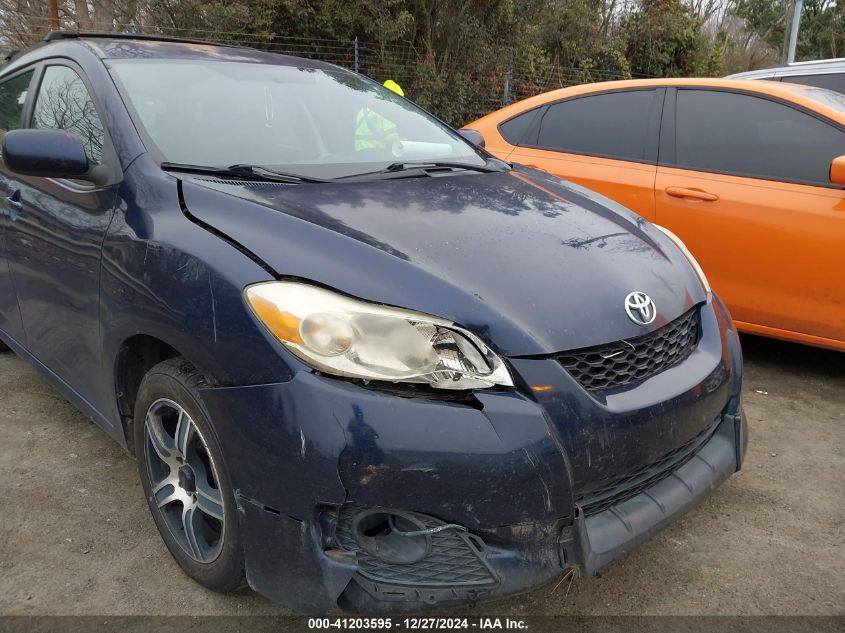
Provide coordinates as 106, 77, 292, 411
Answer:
2, 129, 89, 180
458, 128, 485, 148
830, 155, 845, 186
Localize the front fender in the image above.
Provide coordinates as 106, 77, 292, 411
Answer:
97, 155, 295, 432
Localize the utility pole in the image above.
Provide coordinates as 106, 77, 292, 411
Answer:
48, 0, 60, 30
786, 0, 803, 63
502, 51, 513, 106
354, 36, 359, 73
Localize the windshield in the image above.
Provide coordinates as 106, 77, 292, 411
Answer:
109, 60, 485, 178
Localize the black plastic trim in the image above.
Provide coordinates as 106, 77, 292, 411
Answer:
43, 30, 243, 49
574, 414, 738, 574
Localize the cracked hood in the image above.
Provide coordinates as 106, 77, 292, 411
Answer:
180, 167, 705, 355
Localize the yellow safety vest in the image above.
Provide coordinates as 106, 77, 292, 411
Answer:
355, 108, 400, 150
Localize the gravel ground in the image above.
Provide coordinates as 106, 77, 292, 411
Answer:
0, 334, 842, 616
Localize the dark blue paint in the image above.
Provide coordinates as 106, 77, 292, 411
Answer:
0, 36, 745, 613
2, 129, 89, 178
182, 168, 704, 356
7, 166, 118, 408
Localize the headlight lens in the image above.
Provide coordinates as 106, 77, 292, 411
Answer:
654, 224, 711, 295
245, 281, 513, 390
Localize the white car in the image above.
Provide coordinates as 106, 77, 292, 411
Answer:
727, 58, 845, 94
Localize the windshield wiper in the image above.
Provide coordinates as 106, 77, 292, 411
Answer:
227, 164, 332, 183
385, 160, 503, 174
336, 160, 505, 181
160, 162, 330, 184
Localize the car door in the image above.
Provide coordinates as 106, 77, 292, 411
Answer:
0, 67, 36, 347
655, 87, 845, 345
505, 88, 664, 221
5, 61, 120, 399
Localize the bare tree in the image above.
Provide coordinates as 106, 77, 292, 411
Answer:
0, 0, 147, 49
32, 68, 104, 162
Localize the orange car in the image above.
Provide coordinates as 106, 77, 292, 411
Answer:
466, 78, 845, 352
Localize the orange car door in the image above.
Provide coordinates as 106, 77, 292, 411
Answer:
655, 87, 845, 347
506, 88, 664, 221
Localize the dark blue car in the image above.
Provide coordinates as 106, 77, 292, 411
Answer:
0, 32, 747, 613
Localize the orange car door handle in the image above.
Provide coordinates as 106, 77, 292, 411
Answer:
665, 187, 719, 202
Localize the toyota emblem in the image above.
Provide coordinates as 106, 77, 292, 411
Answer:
624, 291, 656, 326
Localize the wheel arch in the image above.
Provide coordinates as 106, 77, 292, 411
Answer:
114, 334, 204, 455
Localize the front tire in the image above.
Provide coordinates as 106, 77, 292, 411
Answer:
134, 358, 245, 592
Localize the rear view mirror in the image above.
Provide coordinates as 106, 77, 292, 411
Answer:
458, 128, 485, 148
2, 129, 89, 180
830, 155, 845, 186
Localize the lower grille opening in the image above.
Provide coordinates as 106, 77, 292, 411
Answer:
575, 415, 722, 517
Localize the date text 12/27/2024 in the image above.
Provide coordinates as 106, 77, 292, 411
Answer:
307, 618, 529, 630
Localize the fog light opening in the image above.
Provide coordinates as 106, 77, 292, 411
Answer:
353, 510, 432, 565
359, 514, 390, 538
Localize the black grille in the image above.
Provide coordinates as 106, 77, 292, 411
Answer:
336, 507, 498, 587
559, 308, 699, 392
575, 416, 721, 517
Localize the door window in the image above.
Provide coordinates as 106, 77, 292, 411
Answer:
674, 89, 845, 186
0, 70, 34, 137
32, 66, 105, 165
534, 90, 657, 162
499, 109, 540, 145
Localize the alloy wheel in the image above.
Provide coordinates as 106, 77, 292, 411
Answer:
143, 398, 225, 563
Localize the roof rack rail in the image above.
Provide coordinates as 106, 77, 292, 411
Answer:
786, 57, 845, 66
42, 30, 240, 48
1, 30, 250, 67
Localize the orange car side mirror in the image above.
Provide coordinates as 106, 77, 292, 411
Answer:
830, 155, 845, 186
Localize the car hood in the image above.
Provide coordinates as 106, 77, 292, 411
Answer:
180, 166, 705, 356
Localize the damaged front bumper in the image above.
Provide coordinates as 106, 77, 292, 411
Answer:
198, 305, 746, 613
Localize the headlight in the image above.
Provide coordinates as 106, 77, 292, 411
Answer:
245, 281, 513, 390
654, 224, 711, 295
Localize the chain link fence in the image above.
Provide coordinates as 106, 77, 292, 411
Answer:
1, 23, 649, 125
223, 37, 645, 124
